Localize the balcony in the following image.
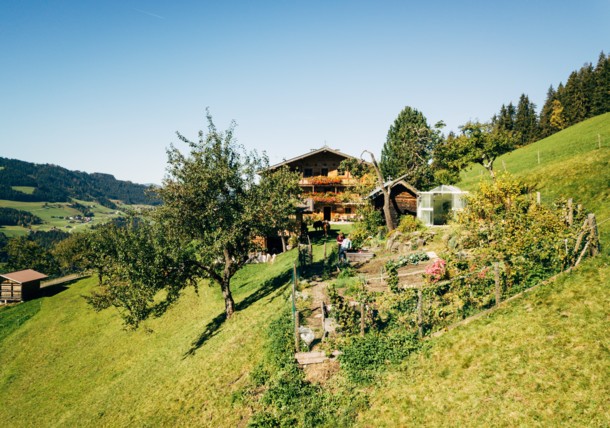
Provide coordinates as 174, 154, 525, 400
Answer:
299, 175, 358, 187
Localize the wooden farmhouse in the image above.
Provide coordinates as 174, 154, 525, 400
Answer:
368, 174, 418, 226
267, 146, 366, 222
0, 269, 48, 303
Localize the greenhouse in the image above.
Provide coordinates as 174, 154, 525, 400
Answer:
417, 185, 468, 226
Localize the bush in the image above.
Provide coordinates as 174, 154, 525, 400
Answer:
339, 332, 420, 384
244, 307, 363, 427
350, 205, 384, 249
395, 215, 424, 234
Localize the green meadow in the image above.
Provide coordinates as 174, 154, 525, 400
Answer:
0, 115, 609, 426
0, 199, 123, 237
0, 250, 298, 426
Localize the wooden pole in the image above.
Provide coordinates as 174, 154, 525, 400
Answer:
323, 239, 327, 260
417, 286, 423, 338
588, 213, 600, 256
360, 302, 365, 337
321, 301, 326, 338
292, 263, 299, 351
575, 242, 590, 267
295, 310, 300, 352
536, 192, 541, 205
567, 198, 573, 226
573, 218, 590, 256
494, 262, 501, 306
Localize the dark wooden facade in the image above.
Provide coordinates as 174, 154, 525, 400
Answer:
0, 269, 48, 303
369, 177, 418, 226
267, 147, 366, 221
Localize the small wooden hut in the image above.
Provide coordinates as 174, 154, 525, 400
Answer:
368, 175, 419, 226
0, 269, 48, 303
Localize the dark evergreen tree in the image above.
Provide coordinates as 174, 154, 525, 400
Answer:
562, 66, 595, 125
379, 106, 442, 190
515, 94, 539, 145
539, 85, 555, 138
592, 52, 610, 116
494, 103, 516, 133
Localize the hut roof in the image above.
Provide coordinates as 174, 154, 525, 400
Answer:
0, 269, 48, 284
367, 174, 419, 199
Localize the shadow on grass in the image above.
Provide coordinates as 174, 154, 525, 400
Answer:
183, 268, 293, 357
37, 277, 84, 299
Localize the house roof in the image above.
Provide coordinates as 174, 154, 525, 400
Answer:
0, 269, 48, 284
267, 146, 357, 171
368, 174, 419, 199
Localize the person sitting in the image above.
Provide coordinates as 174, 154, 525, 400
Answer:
336, 232, 344, 250
339, 234, 352, 262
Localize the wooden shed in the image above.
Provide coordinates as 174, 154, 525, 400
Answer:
368, 175, 419, 226
0, 269, 48, 303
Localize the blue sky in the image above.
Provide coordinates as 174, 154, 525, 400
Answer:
1, 1, 608, 184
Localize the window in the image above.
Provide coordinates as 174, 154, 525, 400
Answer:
345, 207, 352, 214
304, 168, 313, 177
321, 168, 328, 176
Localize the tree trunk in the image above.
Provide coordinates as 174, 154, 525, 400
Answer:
482, 156, 496, 179
363, 150, 395, 231
280, 233, 287, 253
221, 278, 235, 318
222, 249, 236, 318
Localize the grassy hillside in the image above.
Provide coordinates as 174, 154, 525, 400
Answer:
0, 251, 297, 426
358, 255, 610, 426
0, 116, 609, 427
460, 112, 610, 242
357, 114, 610, 426
0, 199, 123, 237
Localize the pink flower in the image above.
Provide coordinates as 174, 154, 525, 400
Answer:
425, 259, 446, 283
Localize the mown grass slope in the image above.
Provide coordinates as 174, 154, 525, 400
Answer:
460, 112, 610, 239
359, 255, 610, 426
358, 113, 610, 426
0, 250, 297, 427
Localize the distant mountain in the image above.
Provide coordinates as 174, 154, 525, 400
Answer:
0, 157, 160, 208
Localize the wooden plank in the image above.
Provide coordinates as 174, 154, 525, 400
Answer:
346, 252, 374, 262
295, 351, 328, 365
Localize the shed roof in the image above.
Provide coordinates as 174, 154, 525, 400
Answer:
0, 269, 48, 284
368, 173, 419, 199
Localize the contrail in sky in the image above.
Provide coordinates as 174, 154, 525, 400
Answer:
133, 8, 164, 19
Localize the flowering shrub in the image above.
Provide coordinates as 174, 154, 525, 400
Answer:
308, 175, 342, 185
424, 258, 446, 283
303, 192, 338, 204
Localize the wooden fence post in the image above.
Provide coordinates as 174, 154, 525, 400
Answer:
573, 218, 589, 256
295, 311, 300, 352
494, 262, 501, 306
588, 213, 600, 256
360, 302, 365, 337
417, 286, 423, 338
292, 263, 299, 352
323, 239, 327, 260
536, 192, 541, 205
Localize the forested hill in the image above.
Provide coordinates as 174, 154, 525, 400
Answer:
0, 157, 160, 207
